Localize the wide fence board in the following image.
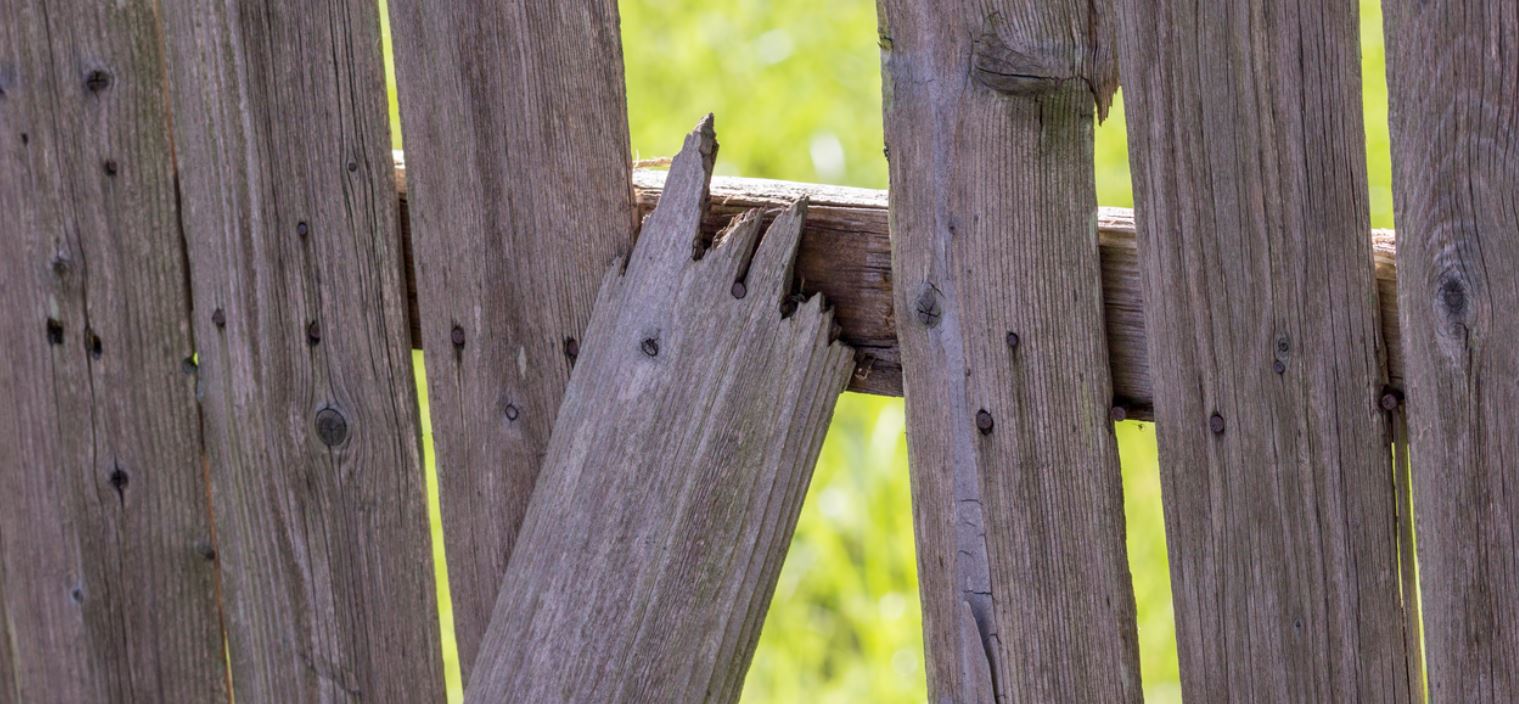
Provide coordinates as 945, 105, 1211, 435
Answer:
158, 0, 444, 699
876, 2, 1143, 701
1383, 0, 1519, 699
1113, 0, 1414, 699
385, 0, 637, 679
465, 120, 854, 702
0, 0, 226, 699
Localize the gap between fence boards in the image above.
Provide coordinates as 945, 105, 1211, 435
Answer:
392, 152, 1403, 420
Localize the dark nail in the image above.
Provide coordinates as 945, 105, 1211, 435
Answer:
641, 337, 660, 357
1006, 331, 1020, 350
347, 161, 358, 173
211, 308, 226, 328
102, 160, 118, 177
46, 318, 64, 345
731, 281, 747, 299
297, 221, 309, 238
1209, 413, 1226, 435
1273, 360, 1287, 375
315, 407, 349, 447
306, 320, 321, 346
915, 288, 942, 327
976, 409, 994, 435
1380, 386, 1404, 411
451, 324, 466, 349
84, 69, 112, 93
563, 337, 579, 363
87, 330, 102, 359
1109, 406, 1127, 422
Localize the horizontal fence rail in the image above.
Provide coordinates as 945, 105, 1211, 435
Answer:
394, 155, 1403, 418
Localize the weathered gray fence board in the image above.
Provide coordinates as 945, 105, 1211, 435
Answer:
158, 0, 444, 699
465, 119, 853, 703
1114, 0, 1413, 699
385, 1, 637, 678
876, 2, 1143, 701
1384, 0, 1519, 699
0, 0, 227, 700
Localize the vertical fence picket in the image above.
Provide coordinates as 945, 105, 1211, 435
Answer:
0, 0, 226, 699
157, 0, 444, 699
876, 2, 1143, 701
1383, 0, 1519, 699
385, 0, 637, 682
1113, 0, 1414, 699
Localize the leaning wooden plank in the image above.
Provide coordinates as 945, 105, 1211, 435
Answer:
385, 0, 637, 678
1113, 0, 1414, 699
395, 161, 1407, 413
0, 0, 226, 699
1383, 1, 1518, 699
465, 118, 853, 702
876, 2, 1142, 700
157, 0, 444, 699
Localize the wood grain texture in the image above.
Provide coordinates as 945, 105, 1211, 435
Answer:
1113, 0, 1414, 699
0, 0, 226, 699
158, 0, 444, 699
465, 119, 854, 703
384, 1, 637, 679
397, 161, 1406, 414
1383, 1, 1519, 699
875, 2, 1143, 701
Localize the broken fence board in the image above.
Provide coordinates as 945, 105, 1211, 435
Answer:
465, 119, 854, 703
385, 0, 637, 679
876, 1, 1143, 701
1114, 0, 1415, 698
159, 0, 444, 699
0, 0, 226, 699
1384, 0, 1519, 699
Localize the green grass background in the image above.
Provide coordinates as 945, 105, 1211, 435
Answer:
381, 1, 1397, 701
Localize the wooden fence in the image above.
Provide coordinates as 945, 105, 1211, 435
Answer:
1, 0, 1514, 702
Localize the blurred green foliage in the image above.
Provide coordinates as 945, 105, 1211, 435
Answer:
384, 1, 1396, 701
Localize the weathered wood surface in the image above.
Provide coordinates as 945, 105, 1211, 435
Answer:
385, 1, 636, 679
0, 0, 226, 699
876, 2, 1143, 701
1114, 0, 1414, 699
397, 159, 1405, 414
1383, 1, 1519, 699
159, 0, 444, 699
465, 119, 853, 703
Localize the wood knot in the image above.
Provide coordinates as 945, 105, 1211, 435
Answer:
211, 308, 226, 329
315, 408, 349, 447
503, 403, 520, 422
971, 31, 1074, 97
641, 336, 660, 357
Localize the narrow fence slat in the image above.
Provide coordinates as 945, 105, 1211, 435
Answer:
157, 0, 444, 699
876, 2, 1143, 701
1113, 0, 1413, 699
0, 0, 226, 699
465, 120, 855, 701
1383, 1, 1519, 699
385, 1, 637, 680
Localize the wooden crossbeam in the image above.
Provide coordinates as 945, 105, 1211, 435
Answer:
396, 156, 1401, 420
